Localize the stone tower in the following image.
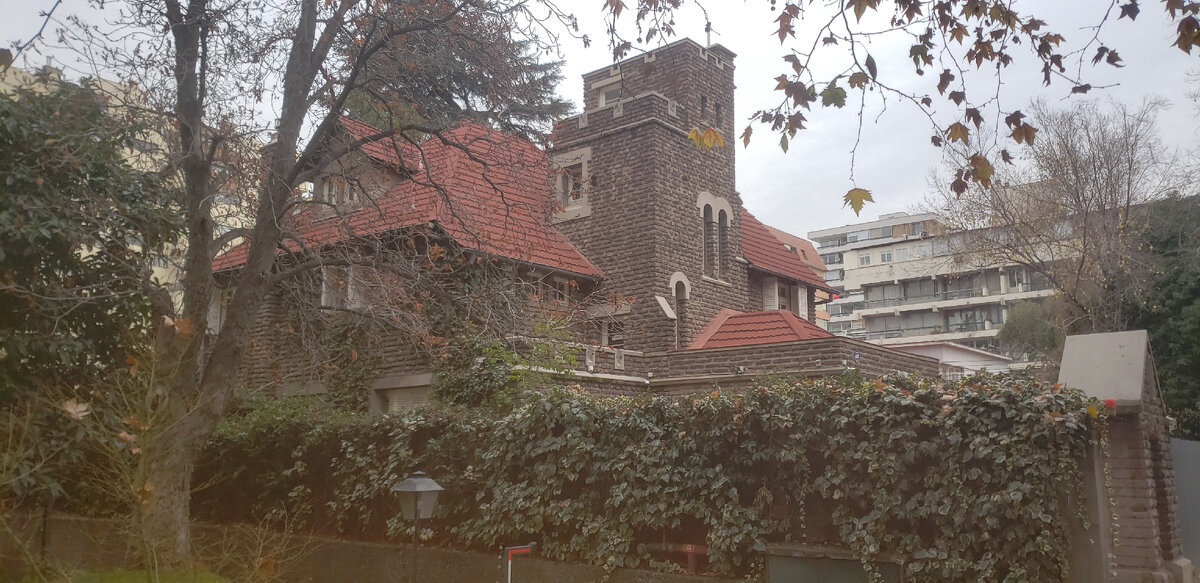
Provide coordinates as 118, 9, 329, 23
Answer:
549, 39, 752, 352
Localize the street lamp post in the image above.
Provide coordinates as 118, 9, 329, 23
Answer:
391, 471, 444, 582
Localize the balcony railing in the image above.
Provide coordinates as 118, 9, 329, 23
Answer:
860, 281, 1052, 311
827, 301, 865, 317
862, 288, 982, 309
861, 321, 989, 340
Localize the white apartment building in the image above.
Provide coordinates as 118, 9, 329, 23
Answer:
809, 212, 1055, 372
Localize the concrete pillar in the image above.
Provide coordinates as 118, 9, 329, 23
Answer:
1059, 331, 1194, 583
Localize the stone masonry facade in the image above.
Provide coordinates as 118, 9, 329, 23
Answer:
549, 41, 751, 353
232, 38, 943, 406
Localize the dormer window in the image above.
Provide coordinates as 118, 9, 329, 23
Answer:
559, 164, 584, 206
320, 176, 357, 205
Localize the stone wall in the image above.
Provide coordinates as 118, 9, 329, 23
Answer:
550, 40, 751, 353
547, 336, 941, 398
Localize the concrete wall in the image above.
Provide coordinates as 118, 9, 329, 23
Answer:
1170, 438, 1200, 575
1059, 330, 1193, 583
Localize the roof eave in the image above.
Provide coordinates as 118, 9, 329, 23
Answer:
747, 263, 839, 295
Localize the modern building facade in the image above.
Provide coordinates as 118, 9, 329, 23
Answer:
810, 211, 1055, 372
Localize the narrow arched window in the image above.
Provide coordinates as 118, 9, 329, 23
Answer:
674, 281, 688, 350
702, 204, 714, 277
717, 209, 729, 279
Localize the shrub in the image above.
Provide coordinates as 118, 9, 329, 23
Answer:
195, 372, 1103, 580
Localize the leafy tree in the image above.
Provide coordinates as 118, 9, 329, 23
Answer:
32, 0, 588, 566
996, 301, 1061, 359
0, 81, 180, 577
11, 0, 1196, 567
1122, 195, 1200, 438
930, 99, 1187, 334
0, 81, 180, 402
342, 7, 572, 141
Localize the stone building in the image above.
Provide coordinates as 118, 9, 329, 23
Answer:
215, 39, 939, 409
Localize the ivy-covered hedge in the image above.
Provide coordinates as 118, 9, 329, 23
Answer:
194, 373, 1103, 580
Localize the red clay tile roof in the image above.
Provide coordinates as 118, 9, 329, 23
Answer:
739, 209, 835, 293
337, 116, 423, 171
213, 118, 603, 278
688, 308, 834, 349
763, 225, 826, 272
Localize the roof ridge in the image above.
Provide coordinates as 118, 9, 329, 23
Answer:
688, 308, 740, 350
778, 309, 814, 339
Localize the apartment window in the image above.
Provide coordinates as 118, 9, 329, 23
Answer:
1008, 268, 1030, 291
880, 250, 893, 263
715, 103, 723, 125
825, 268, 844, 282
895, 247, 909, 261
858, 252, 871, 266
821, 253, 843, 265
880, 226, 893, 237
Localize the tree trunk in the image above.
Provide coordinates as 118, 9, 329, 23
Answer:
137, 418, 196, 568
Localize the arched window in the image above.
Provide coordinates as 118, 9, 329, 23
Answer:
717, 209, 729, 279
702, 204, 714, 277
674, 280, 688, 350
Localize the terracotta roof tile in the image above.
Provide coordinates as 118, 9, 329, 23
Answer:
763, 225, 826, 272
688, 308, 833, 350
337, 116, 422, 170
739, 209, 834, 292
213, 119, 603, 278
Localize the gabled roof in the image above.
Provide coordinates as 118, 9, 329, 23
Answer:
763, 225, 826, 272
739, 210, 835, 293
688, 308, 834, 350
213, 118, 603, 278
337, 116, 423, 171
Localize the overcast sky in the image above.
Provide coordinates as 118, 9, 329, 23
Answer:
6, 0, 1198, 239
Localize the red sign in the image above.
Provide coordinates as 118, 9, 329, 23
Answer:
506, 543, 536, 561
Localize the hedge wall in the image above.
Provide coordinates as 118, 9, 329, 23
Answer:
193, 373, 1104, 580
